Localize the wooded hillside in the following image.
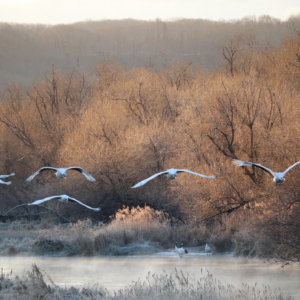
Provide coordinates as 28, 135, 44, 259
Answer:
0, 16, 299, 87
1, 16, 300, 258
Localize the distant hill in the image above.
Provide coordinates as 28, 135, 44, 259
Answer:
0, 16, 299, 88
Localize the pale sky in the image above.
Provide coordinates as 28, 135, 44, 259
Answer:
0, 0, 299, 24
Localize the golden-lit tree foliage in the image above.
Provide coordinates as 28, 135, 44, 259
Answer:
1, 34, 300, 258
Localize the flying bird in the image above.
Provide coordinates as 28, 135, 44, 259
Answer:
233, 159, 300, 184
0, 180, 11, 185
26, 167, 96, 182
0, 173, 15, 185
175, 242, 188, 257
28, 195, 101, 211
131, 168, 216, 188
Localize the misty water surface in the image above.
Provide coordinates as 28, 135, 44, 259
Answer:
1, 253, 299, 298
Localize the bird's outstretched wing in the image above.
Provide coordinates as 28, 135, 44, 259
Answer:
26, 167, 57, 181
283, 161, 300, 175
68, 196, 100, 211
131, 171, 169, 188
28, 195, 59, 205
0, 173, 15, 179
0, 179, 11, 185
176, 169, 216, 178
67, 167, 96, 182
232, 159, 275, 177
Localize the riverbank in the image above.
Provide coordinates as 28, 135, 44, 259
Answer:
0, 262, 295, 300
0, 206, 229, 257
0, 219, 210, 257
0, 206, 287, 260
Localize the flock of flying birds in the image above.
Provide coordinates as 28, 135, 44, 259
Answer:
1, 158, 300, 213
1, 158, 299, 257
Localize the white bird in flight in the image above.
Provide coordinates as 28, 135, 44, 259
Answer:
0, 173, 15, 185
28, 195, 101, 211
131, 168, 216, 188
175, 242, 188, 257
26, 167, 96, 182
233, 159, 300, 184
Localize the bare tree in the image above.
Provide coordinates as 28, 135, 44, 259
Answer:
0, 85, 35, 150
207, 83, 238, 159
222, 39, 240, 77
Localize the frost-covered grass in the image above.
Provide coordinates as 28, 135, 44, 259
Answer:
0, 206, 217, 256
0, 264, 293, 300
0, 205, 284, 259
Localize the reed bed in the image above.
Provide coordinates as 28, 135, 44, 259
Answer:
0, 209, 211, 256
0, 206, 274, 258
0, 264, 293, 300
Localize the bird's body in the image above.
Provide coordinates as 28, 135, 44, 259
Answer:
26, 167, 96, 182
175, 242, 188, 257
205, 243, 212, 253
0, 173, 15, 185
233, 159, 300, 184
131, 168, 216, 188
0, 180, 12, 185
28, 194, 100, 211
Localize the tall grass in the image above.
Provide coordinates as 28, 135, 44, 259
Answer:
0, 206, 225, 256
31, 206, 212, 256
0, 206, 286, 259
0, 205, 285, 258
0, 264, 293, 300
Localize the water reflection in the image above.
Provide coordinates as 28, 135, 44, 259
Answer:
0, 253, 299, 298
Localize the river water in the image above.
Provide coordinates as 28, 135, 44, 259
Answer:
0, 253, 299, 299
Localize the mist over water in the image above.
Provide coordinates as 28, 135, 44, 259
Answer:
1, 254, 299, 298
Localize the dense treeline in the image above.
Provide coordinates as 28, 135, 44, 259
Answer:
0, 15, 300, 88
1, 16, 300, 259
